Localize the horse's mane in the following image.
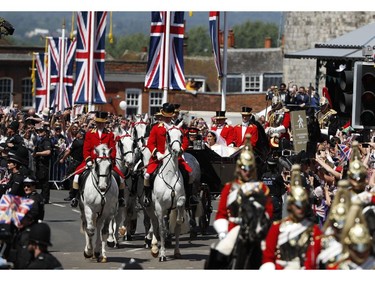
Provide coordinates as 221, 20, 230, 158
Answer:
95, 143, 110, 157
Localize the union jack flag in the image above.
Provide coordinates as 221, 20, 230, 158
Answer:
48, 37, 77, 112
145, 12, 186, 91
0, 194, 34, 228
34, 52, 49, 114
209, 12, 223, 79
73, 12, 107, 107
338, 143, 352, 164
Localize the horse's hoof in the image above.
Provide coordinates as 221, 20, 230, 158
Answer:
159, 256, 167, 262
144, 238, 152, 249
94, 252, 100, 259
174, 252, 182, 259
107, 241, 116, 248
118, 226, 126, 236
98, 256, 107, 263
126, 233, 133, 241
83, 251, 93, 259
151, 248, 159, 258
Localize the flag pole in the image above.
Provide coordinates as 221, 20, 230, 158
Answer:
58, 19, 66, 111
162, 11, 171, 104
46, 37, 51, 110
221, 12, 228, 111
88, 12, 95, 112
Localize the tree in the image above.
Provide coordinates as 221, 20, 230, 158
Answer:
233, 21, 279, 48
186, 26, 211, 56
106, 33, 149, 59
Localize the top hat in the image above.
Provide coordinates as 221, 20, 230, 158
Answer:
241, 107, 252, 115
160, 103, 175, 118
215, 111, 227, 119
95, 111, 108, 123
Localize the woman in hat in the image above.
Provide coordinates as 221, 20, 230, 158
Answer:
71, 111, 126, 208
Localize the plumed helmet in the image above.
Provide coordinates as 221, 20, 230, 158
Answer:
236, 134, 256, 173
287, 164, 308, 209
347, 141, 367, 184
271, 93, 282, 110
342, 203, 371, 263
29, 222, 53, 246
323, 181, 351, 232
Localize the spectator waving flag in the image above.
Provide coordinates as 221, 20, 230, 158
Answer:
48, 37, 77, 112
73, 12, 107, 111
338, 143, 352, 164
209, 12, 223, 79
145, 12, 186, 91
34, 52, 49, 114
0, 194, 34, 227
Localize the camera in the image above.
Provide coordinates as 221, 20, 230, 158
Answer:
362, 143, 370, 148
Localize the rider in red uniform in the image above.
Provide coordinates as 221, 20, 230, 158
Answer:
210, 111, 235, 146
233, 106, 258, 148
144, 103, 193, 207
70, 111, 125, 207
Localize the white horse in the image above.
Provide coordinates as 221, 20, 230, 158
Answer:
108, 126, 137, 247
78, 144, 118, 262
147, 122, 188, 261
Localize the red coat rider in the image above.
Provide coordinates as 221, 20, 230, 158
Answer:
144, 103, 193, 207
70, 111, 125, 208
210, 111, 235, 146
233, 107, 258, 148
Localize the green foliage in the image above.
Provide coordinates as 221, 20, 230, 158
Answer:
186, 26, 211, 56
233, 21, 279, 48
106, 33, 149, 59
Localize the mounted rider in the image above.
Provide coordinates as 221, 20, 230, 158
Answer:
144, 103, 194, 208
205, 134, 273, 269
70, 111, 126, 208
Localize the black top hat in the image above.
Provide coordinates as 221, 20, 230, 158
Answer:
215, 111, 226, 119
29, 223, 53, 246
160, 103, 175, 118
7, 121, 19, 131
241, 107, 253, 115
95, 111, 108, 123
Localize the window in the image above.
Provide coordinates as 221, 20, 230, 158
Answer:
149, 91, 163, 116
227, 74, 242, 92
0, 78, 12, 106
22, 78, 33, 107
243, 74, 261, 93
125, 88, 141, 116
263, 73, 283, 91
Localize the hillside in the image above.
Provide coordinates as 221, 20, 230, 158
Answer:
0, 11, 282, 46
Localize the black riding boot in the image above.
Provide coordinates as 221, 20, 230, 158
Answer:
118, 188, 125, 207
144, 186, 152, 207
70, 189, 79, 208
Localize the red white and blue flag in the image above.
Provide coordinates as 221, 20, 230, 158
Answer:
338, 143, 352, 164
73, 12, 107, 107
145, 11, 186, 91
209, 12, 223, 79
48, 37, 77, 112
0, 194, 34, 227
35, 52, 48, 114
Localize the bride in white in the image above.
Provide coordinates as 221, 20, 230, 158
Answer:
205, 130, 238, 157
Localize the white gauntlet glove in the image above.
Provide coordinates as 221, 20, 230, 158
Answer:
218, 232, 227, 240
156, 152, 164, 161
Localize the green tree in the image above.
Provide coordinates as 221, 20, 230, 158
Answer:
186, 26, 211, 56
106, 33, 149, 59
233, 21, 279, 48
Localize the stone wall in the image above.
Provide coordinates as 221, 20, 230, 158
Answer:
283, 11, 375, 93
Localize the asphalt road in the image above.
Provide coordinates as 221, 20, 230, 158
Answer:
42, 189, 219, 270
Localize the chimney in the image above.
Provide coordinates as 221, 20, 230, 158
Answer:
264, 37, 272, 48
219, 30, 235, 48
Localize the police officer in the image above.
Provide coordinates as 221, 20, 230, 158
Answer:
5, 120, 24, 151
26, 222, 63, 269
13, 176, 45, 269
33, 126, 52, 204
261, 156, 286, 221
5, 150, 26, 197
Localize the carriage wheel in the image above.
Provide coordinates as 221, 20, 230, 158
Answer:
199, 183, 212, 235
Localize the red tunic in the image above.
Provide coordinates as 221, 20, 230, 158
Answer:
233, 124, 258, 147
261, 217, 322, 269
146, 122, 191, 175
265, 110, 291, 140
74, 128, 124, 178
215, 179, 273, 232
211, 124, 235, 146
